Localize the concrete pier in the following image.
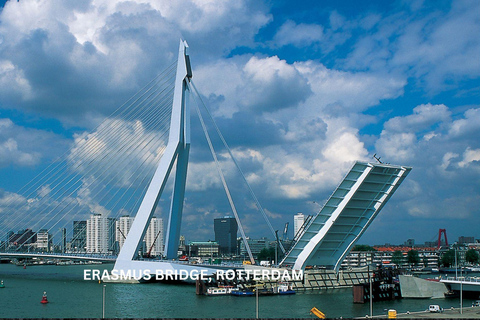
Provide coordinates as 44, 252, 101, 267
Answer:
398, 275, 448, 298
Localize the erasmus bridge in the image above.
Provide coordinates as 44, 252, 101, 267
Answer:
0, 41, 411, 276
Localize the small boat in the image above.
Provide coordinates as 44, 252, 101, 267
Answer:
206, 286, 234, 296
276, 283, 295, 295
0, 280, 4, 288
231, 290, 254, 296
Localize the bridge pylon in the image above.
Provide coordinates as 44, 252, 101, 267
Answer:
114, 40, 192, 272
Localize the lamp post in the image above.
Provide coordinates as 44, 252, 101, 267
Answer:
102, 284, 106, 319
256, 280, 259, 319
274, 230, 279, 266
460, 265, 463, 315
368, 265, 373, 318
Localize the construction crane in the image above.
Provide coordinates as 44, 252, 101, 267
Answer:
283, 222, 289, 240
145, 229, 163, 258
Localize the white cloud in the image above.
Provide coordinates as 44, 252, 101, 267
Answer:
458, 148, 480, 169
273, 20, 324, 47
449, 108, 480, 137
295, 61, 405, 114
0, 118, 67, 168
384, 103, 451, 133
0, 0, 271, 122
195, 55, 311, 116
343, 0, 480, 93
67, 118, 166, 188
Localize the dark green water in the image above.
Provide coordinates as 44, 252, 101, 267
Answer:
0, 264, 473, 318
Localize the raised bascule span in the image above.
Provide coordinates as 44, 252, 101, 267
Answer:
279, 162, 411, 271
1, 40, 411, 277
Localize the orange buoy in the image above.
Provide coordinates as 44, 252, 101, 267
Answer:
41, 291, 49, 304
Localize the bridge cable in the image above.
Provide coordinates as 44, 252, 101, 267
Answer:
189, 84, 255, 265
189, 80, 286, 254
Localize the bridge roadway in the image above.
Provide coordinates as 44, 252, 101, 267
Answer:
0, 252, 116, 262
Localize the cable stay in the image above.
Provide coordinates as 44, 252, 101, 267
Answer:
189, 87, 255, 264
1, 60, 178, 252
189, 80, 285, 254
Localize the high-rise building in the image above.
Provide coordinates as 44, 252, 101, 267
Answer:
214, 216, 238, 254
459, 236, 475, 244
72, 221, 87, 252
60, 228, 67, 253
178, 235, 186, 252
239, 237, 269, 257
36, 229, 51, 252
9, 229, 36, 247
116, 215, 134, 251
107, 217, 116, 252
144, 217, 164, 257
404, 239, 415, 247
293, 213, 305, 237
86, 214, 109, 253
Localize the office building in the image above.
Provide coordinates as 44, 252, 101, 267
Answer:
239, 237, 269, 257
293, 213, 305, 237
9, 229, 36, 247
72, 221, 87, 252
86, 214, 109, 253
459, 236, 475, 244
36, 229, 51, 251
188, 241, 219, 257
144, 217, 164, 257
116, 215, 134, 251
214, 216, 238, 254
60, 228, 67, 253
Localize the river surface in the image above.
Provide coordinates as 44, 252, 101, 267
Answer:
0, 263, 475, 318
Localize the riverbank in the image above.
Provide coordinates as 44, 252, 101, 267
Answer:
362, 306, 480, 318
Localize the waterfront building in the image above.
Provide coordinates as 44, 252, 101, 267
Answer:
36, 229, 52, 252
404, 239, 415, 247
60, 228, 67, 253
72, 221, 87, 252
8, 229, 36, 248
214, 216, 237, 255
459, 236, 475, 245
144, 217, 164, 257
86, 214, 109, 253
116, 215, 134, 251
107, 217, 116, 252
293, 213, 304, 238
187, 241, 219, 257
178, 235, 186, 253
239, 237, 269, 257
341, 247, 440, 269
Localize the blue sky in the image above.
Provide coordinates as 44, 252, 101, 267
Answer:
0, 0, 479, 246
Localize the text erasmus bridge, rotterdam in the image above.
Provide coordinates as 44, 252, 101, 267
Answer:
0, 40, 411, 277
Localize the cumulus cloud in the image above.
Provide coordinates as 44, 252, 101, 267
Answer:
273, 20, 324, 47
295, 61, 405, 115
67, 118, 166, 188
0, 118, 67, 168
370, 103, 480, 232
0, 0, 271, 123
195, 55, 311, 116
458, 148, 480, 169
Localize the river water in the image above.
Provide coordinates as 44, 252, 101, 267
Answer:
0, 263, 474, 318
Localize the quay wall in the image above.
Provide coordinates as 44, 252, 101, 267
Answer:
398, 275, 448, 299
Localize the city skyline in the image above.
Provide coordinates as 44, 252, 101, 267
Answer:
0, 1, 479, 246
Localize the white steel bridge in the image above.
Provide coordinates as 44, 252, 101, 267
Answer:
0, 40, 411, 277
